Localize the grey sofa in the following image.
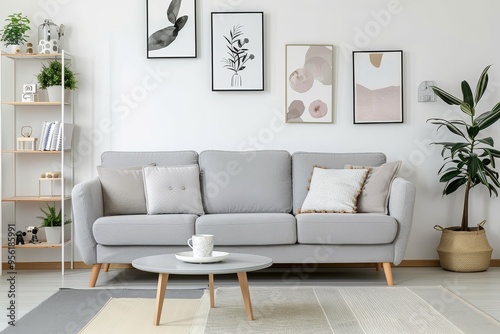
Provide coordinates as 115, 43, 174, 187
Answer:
72, 150, 416, 287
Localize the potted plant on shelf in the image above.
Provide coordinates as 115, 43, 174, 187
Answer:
37, 204, 71, 244
36, 60, 77, 102
0, 13, 30, 54
428, 65, 500, 272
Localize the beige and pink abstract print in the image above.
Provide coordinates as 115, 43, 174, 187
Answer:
286, 45, 334, 123
353, 50, 403, 123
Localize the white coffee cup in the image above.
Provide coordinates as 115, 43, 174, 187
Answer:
187, 234, 214, 258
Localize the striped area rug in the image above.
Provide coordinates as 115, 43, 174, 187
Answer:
78, 286, 500, 333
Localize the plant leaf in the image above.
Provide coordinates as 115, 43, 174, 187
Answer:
477, 137, 494, 146
461, 80, 474, 110
175, 16, 188, 31
443, 178, 467, 195
440, 169, 462, 182
475, 65, 492, 104
167, 0, 182, 24
477, 107, 500, 130
431, 86, 463, 105
466, 125, 479, 139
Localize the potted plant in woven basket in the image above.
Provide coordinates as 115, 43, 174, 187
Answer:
428, 65, 500, 272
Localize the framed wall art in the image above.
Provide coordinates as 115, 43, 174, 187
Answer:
353, 50, 403, 124
285, 44, 334, 123
211, 12, 264, 91
147, 0, 197, 58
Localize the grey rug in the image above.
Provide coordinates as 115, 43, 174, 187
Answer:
0, 288, 203, 334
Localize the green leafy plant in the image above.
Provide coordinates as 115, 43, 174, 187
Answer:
37, 204, 71, 227
37, 60, 77, 90
0, 13, 30, 47
428, 65, 500, 231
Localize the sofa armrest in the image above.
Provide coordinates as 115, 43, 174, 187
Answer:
388, 177, 416, 265
72, 177, 104, 265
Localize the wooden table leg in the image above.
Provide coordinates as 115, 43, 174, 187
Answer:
237, 272, 254, 320
154, 273, 169, 326
209, 274, 215, 308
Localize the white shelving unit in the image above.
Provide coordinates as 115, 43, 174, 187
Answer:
0, 51, 74, 275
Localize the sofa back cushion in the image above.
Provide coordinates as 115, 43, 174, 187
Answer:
292, 152, 386, 214
200, 150, 292, 213
101, 151, 198, 168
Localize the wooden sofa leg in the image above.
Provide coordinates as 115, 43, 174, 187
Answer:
103, 263, 110, 272
89, 264, 102, 287
375, 263, 382, 271
382, 262, 394, 286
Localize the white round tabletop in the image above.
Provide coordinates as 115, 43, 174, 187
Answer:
132, 252, 273, 275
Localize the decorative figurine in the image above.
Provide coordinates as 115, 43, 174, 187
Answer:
26, 42, 33, 54
17, 126, 37, 151
29, 227, 40, 244
16, 231, 26, 245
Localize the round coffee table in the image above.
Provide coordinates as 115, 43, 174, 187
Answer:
132, 252, 273, 326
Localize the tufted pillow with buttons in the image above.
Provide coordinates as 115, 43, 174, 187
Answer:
142, 165, 204, 215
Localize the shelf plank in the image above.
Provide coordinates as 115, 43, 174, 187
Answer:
2, 240, 71, 249
1, 102, 69, 106
2, 196, 71, 202
1, 53, 66, 59
1, 150, 62, 154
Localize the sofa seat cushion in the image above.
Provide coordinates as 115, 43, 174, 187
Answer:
296, 213, 397, 244
93, 214, 196, 246
196, 213, 296, 245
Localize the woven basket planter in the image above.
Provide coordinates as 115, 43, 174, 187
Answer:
435, 222, 492, 272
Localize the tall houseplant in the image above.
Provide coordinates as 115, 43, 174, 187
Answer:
0, 13, 30, 52
429, 65, 500, 271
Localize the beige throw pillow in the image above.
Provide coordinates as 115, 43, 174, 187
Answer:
301, 167, 368, 213
345, 161, 402, 214
97, 166, 150, 216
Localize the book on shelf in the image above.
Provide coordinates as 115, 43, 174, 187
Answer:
37, 121, 74, 151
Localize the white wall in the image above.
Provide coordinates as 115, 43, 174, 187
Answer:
2, 0, 500, 261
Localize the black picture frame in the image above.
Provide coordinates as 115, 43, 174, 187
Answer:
353, 50, 403, 124
147, 0, 197, 59
211, 12, 264, 91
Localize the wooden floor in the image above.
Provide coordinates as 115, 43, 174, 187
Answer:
1, 266, 499, 330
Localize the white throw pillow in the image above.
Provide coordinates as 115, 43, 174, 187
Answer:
143, 165, 204, 215
300, 167, 368, 213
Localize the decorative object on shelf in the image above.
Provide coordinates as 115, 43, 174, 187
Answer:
36, 60, 77, 102
285, 44, 334, 123
147, 0, 197, 58
38, 19, 64, 54
16, 125, 37, 151
16, 230, 26, 245
29, 226, 40, 244
353, 50, 403, 124
39, 171, 62, 197
428, 65, 500, 272
0, 13, 30, 53
37, 204, 71, 244
211, 12, 264, 91
21, 83, 38, 102
26, 42, 33, 54
418, 81, 437, 102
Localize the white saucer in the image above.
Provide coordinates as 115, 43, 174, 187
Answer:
175, 251, 230, 264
